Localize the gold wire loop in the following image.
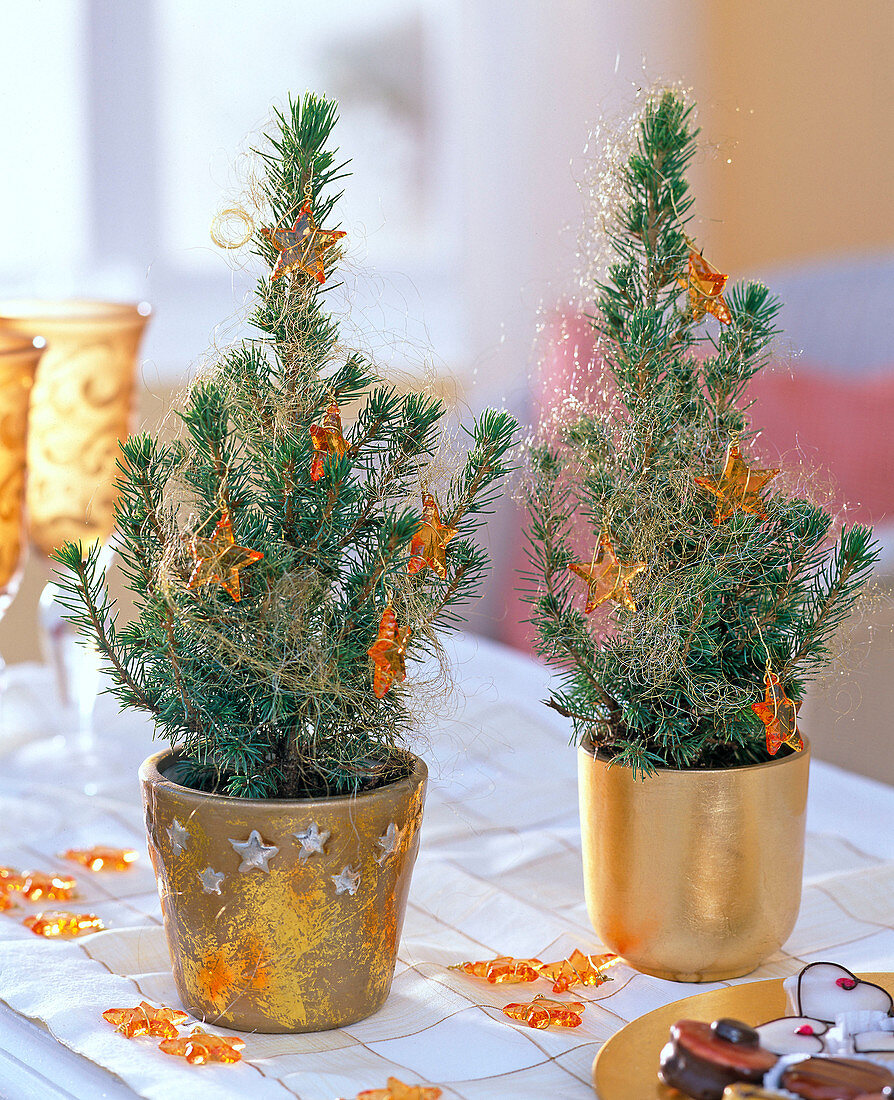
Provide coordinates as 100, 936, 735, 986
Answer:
210, 206, 254, 250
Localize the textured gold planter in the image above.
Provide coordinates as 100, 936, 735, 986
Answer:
141, 750, 427, 1033
578, 739, 809, 982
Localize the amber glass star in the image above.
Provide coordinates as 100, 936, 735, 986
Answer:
62, 846, 138, 872
187, 511, 263, 602
752, 670, 803, 756
367, 606, 411, 698
502, 995, 585, 1029
678, 249, 732, 324
260, 201, 346, 284
694, 442, 779, 525
309, 401, 348, 481
357, 1078, 442, 1100
159, 1027, 245, 1065
102, 1001, 188, 1039
568, 533, 647, 614
407, 494, 458, 579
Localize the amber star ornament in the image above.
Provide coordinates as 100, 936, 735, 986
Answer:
102, 1001, 188, 1039
187, 511, 263, 602
367, 606, 411, 698
752, 670, 803, 756
568, 533, 647, 614
678, 248, 732, 324
260, 200, 346, 284
309, 401, 348, 481
159, 1027, 245, 1065
356, 1078, 442, 1100
694, 442, 780, 525
407, 494, 458, 579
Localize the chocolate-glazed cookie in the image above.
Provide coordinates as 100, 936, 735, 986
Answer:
658, 1019, 778, 1100
780, 1056, 894, 1099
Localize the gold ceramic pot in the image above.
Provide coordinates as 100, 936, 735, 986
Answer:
141, 750, 427, 1033
578, 739, 809, 982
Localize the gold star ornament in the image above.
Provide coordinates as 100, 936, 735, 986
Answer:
752, 669, 803, 756
367, 606, 411, 699
678, 248, 732, 324
407, 494, 458, 579
309, 401, 348, 481
694, 441, 779, 525
568, 533, 647, 614
187, 511, 264, 602
260, 201, 346, 284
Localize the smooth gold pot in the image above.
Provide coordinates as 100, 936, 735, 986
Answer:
141, 750, 427, 1033
578, 738, 809, 982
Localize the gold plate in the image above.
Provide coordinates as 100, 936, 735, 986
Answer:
592, 971, 894, 1098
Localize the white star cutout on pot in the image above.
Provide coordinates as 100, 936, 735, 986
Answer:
229, 829, 279, 873
331, 865, 361, 896
375, 822, 402, 864
293, 822, 330, 861
167, 818, 189, 855
198, 867, 226, 895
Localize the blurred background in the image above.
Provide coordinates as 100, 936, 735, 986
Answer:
1, 0, 892, 774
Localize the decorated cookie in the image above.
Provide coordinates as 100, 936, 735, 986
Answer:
755, 1016, 830, 1055
784, 963, 894, 1024
778, 1055, 894, 1099
658, 1018, 778, 1100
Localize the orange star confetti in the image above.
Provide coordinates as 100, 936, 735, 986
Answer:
309, 401, 348, 481
0, 866, 25, 893
451, 955, 543, 984
502, 994, 585, 1029
24, 911, 104, 937
102, 1001, 188, 1039
187, 510, 263, 602
694, 441, 779, 526
0, 892, 16, 912
407, 494, 458, 579
356, 1078, 442, 1100
14, 870, 78, 902
260, 201, 346, 284
678, 248, 732, 324
535, 949, 620, 993
159, 1026, 245, 1065
752, 669, 803, 756
568, 532, 647, 614
61, 847, 138, 872
367, 606, 411, 699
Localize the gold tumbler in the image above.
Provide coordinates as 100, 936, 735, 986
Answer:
0, 299, 151, 554
578, 739, 810, 982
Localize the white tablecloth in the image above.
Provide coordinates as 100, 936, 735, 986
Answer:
1, 634, 893, 1099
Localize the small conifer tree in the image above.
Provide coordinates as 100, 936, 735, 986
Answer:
524, 91, 877, 775
54, 93, 516, 799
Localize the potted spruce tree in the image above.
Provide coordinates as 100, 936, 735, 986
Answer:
54, 94, 515, 1033
524, 91, 877, 982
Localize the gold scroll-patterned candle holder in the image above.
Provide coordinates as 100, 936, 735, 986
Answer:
0, 300, 150, 754
0, 299, 151, 554
0, 335, 44, 607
